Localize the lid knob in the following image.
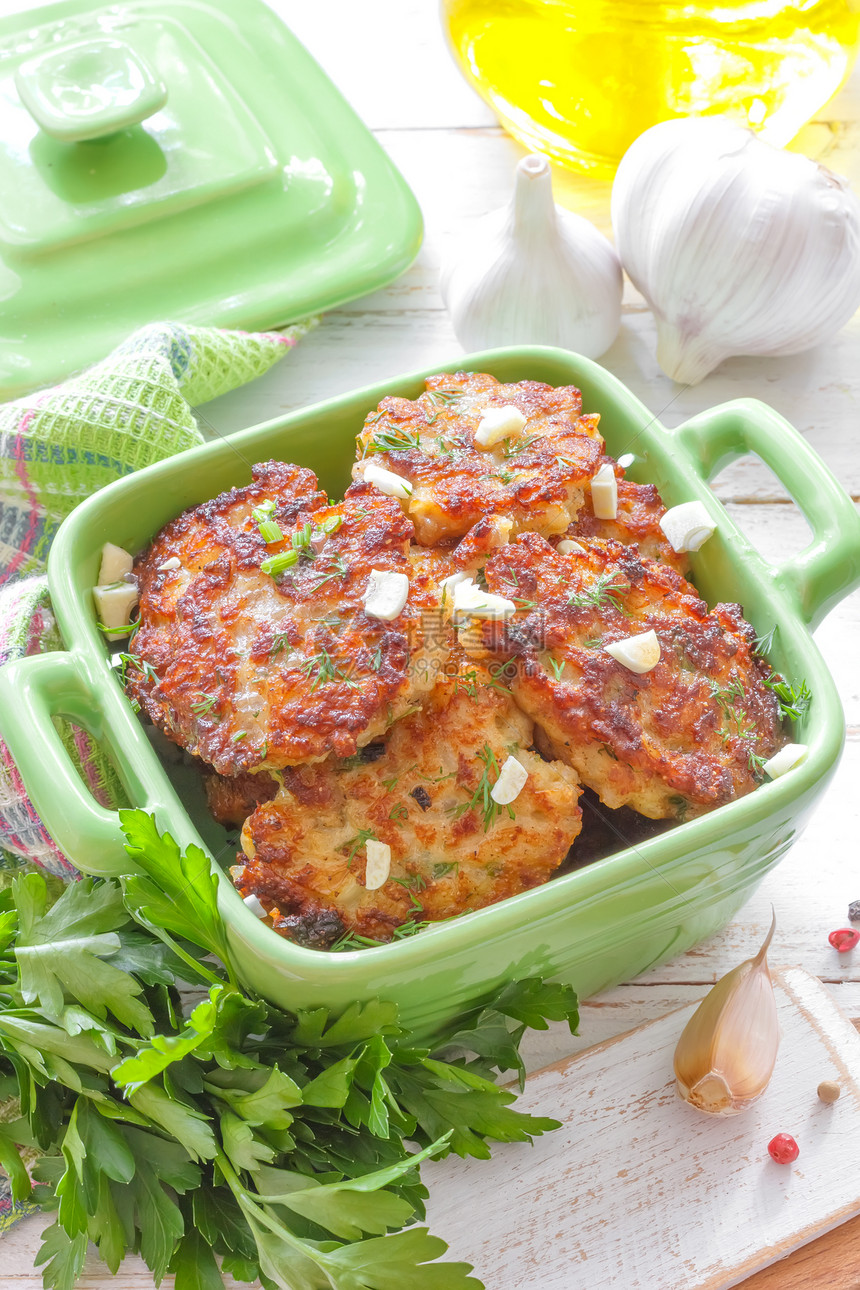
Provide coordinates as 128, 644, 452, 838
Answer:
15, 36, 167, 143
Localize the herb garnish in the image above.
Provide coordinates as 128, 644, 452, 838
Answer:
567, 573, 628, 614
251, 499, 283, 545
343, 827, 378, 867
0, 811, 577, 1289
365, 426, 422, 455
449, 744, 515, 833
423, 388, 464, 424
190, 692, 218, 716
764, 676, 812, 722
300, 647, 359, 692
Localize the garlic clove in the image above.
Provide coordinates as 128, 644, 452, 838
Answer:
362, 461, 413, 499
617, 452, 635, 469
674, 912, 779, 1116
612, 117, 860, 384
97, 542, 134, 585
243, 893, 268, 918
557, 539, 586, 554
362, 569, 409, 622
590, 463, 618, 519
763, 743, 808, 779
604, 629, 661, 674
453, 579, 517, 620
659, 501, 716, 553
441, 154, 622, 359
93, 581, 139, 637
490, 755, 529, 805
439, 571, 473, 615
158, 556, 182, 572
364, 839, 391, 891
475, 405, 527, 447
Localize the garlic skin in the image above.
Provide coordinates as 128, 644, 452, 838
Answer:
612, 118, 860, 384
674, 913, 779, 1116
441, 154, 622, 358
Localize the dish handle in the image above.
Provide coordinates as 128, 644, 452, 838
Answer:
0, 650, 129, 876
673, 398, 860, 631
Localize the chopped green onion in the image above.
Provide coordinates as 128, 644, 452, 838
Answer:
258, 519, 283, 544
261, 549, 299, 577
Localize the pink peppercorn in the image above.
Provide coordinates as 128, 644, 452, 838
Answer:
828, 928, 860, 953
768, 1134, 799, 1165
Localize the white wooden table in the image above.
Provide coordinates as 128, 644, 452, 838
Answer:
6, 1, 860, 1285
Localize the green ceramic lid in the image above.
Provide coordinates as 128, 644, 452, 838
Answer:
0, 0, 423, 396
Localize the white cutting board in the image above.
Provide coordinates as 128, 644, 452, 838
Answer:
423, 968, 860, 1290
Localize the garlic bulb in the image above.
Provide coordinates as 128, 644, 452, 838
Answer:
674, 912, 779, 1116
441, 154, 622, 358
612, 118, 860, 384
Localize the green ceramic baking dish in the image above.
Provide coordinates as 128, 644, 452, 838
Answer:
1, 347, 858, 1037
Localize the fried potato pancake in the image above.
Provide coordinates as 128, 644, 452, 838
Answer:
351, 370, 603, 546
561, 461, 689, 574
233, 656, 582, 946
128, 463, 444, 774
203, 769, 278, 829
483, 534, 785, 820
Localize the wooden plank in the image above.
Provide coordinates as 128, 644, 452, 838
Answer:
423, 969, 860, 1290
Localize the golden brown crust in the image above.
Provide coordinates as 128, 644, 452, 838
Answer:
203, 769, 278, 829
560, 462, 689, 574
234, 656, 582, 946
483, 534, 785, 820
128, 465, 444, 774
351, 371, 603, 546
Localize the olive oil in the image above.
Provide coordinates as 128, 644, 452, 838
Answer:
443, 0, 860, 174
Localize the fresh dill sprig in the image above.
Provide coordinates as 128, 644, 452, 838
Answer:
449, 743, 515, 833
114, 652, 158, 686
342, 827, 378, 867
753, 624, 778, 656
567, 573, 628, 614
309, 553, 350, 590
765, 676, 812, 722
300, 647, 359, 692
269, 632, 292, 658
423, 388, 464, 424
503, 433, 539, 458
391, 872, 427, 892
366, 425, 422, 455
548, 656, 566, 681
190, 692, 218, 715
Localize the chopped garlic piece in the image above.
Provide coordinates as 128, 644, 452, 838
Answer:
158, 556, 182, 572
363, 461, 413, 499
364, 839, 391, 890
659, 501, 716, 553
475, 405, 527, 447
763, 743, 808, 779
617, 452, 635, 469
557, 539, 585, 555
453, 578, 516, 620
97, 542, 134, 585
243, 894, 267, 918
362, 569, 409, 621
93, 582, 139, 636
439, 571, 472, 612
591, 463, 618, 519
490, 755, 529, 805
604, 629, 661, 674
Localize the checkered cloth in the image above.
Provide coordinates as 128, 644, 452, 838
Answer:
0, 318, 314, 1229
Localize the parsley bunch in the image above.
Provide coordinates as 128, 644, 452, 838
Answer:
0, 810, 578, 1290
